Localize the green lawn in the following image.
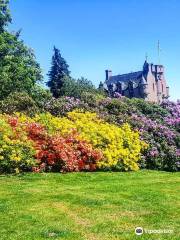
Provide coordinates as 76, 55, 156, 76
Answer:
0, 171, 179, 240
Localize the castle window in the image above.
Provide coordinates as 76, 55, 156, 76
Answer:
162, 83, 164, 92
153, 83, 155, 91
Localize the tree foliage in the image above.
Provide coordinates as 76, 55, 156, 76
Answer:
47, 46, 70, 98
59, 76, 102, 99
0, 1, 42, 100
0, 0, 11, 33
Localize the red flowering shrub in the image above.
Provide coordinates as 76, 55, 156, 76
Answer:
26, 122, 46, 152
8, 116, 19, 128
35, 133, 103, 172
7, 115, 103, 173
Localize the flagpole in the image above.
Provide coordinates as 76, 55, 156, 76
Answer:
158, 40, 160, 65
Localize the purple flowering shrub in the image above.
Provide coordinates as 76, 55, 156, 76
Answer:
37, 94, 180, 172
96, 97, 180, 172
129, 114, 179, 171
0, 92, 39, 116
44, 96, 88, 116
80, 92, 105, 107
161, 100, 180, 132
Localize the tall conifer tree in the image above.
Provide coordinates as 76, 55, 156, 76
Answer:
47, 47, 70, 98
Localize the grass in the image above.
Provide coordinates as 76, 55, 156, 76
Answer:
0, 171, 179, 240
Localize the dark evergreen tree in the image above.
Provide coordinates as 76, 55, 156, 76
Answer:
47, 46, 70, 98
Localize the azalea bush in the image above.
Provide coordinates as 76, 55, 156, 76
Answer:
0, 117, 36, 173
34, 111, 147, 171
0, 113, 103, 173
34, 133, 102, 173
25, 121, 102, 172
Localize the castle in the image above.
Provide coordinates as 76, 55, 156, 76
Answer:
103, 61, 170, 104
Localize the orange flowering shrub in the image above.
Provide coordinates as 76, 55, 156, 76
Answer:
34, 133, 102, 173
1, 111, 146, 173
5, 114, 103, 173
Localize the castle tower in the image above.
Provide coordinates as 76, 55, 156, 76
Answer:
141, 61, 169, 103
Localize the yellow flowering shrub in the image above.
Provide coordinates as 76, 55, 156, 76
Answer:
0, 117, 36, 173
35, 111, 148, 171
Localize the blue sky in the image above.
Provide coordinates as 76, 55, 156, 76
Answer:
10, 0, 180, 100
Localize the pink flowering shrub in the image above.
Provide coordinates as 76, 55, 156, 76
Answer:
161, 100, 180, 132
96, 97, 180, 171
43, 96, 88, 116
129, 114, 179, 171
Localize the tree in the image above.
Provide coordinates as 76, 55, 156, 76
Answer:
59, 76, 103, 99
0, 1, 42, 100
0, 32, 42, 100
58, 76, 76, 97
98, 81, 104, 90
0, 0, 11, 33
47, 46, 70, 98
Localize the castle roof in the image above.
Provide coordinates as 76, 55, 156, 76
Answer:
108, 71, 142, 82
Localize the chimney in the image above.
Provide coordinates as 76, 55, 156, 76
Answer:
166, 86, 170, 98
105, 70, 112, 81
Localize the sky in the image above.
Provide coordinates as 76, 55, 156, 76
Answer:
10, 0, 180, 100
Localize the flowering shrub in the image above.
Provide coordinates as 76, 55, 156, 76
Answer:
0, 117, 36, 173
43, 96, 88, 116
99, 98, 135, 115
35, 111, 147, 171
0, 92, 39, 116
80, 92, 105, 107
92, 97, 180, 172
1, 96, 179, 173
0, 114, 102, 173
161, 100, 180, 132
124, 98, 169, 121
25, 120, 102, 172
129, 114, 180, 171
35, 133, 102, 173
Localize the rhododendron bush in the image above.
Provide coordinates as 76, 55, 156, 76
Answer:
97, 98, 180, 171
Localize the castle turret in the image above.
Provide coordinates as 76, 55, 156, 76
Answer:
105, 70, 112, 81
153, 64, 168, 103
143, 60, 149, 75
139, 76, 148, 98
